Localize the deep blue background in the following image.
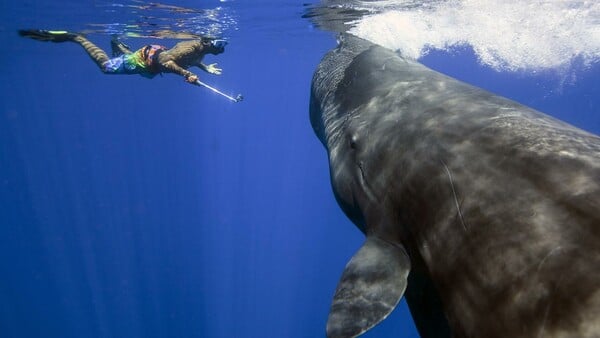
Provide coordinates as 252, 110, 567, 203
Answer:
1, 1, 598, 337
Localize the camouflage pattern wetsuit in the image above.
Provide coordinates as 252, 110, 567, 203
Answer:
75, 36, 215, 80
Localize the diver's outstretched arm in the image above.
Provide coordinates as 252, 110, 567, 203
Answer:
158, 58, 198, 83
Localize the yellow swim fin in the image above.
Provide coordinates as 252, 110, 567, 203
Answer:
18, 29, 77, 42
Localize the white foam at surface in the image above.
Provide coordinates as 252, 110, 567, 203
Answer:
348, 0, 600, 72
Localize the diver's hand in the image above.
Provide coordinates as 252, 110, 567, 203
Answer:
206, 63, 222, 75
186, 74, 199, 84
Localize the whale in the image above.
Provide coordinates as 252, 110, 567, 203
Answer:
310, 34, 600, 338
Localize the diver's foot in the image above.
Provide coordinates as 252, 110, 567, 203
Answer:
110, 34, 132, 56
18, 29, 78, 42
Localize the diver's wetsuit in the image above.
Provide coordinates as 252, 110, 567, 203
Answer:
156, 40, 212, 79
68, 35, 213, 80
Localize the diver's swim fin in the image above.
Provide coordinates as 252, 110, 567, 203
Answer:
18, 29, 77, 42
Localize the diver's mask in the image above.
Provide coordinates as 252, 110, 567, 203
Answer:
211, 39, 228, 49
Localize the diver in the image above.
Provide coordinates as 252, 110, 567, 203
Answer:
18, 29, 227, 84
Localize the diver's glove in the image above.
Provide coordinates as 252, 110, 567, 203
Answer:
205, 63, 222, 75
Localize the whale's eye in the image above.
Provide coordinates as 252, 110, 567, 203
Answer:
350, 135, 358, 149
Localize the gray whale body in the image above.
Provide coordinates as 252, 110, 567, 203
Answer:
310, 34, 600, 338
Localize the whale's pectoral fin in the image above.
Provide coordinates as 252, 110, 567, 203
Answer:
326, 236, 411, 338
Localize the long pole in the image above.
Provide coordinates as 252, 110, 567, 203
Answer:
195, 80, 243, 103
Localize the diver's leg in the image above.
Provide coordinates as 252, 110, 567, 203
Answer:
110, 35, 132, 56
19, 29, 111, 72
70, 35, 110, 70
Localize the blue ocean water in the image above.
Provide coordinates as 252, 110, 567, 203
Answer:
0, 1, 598, 338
